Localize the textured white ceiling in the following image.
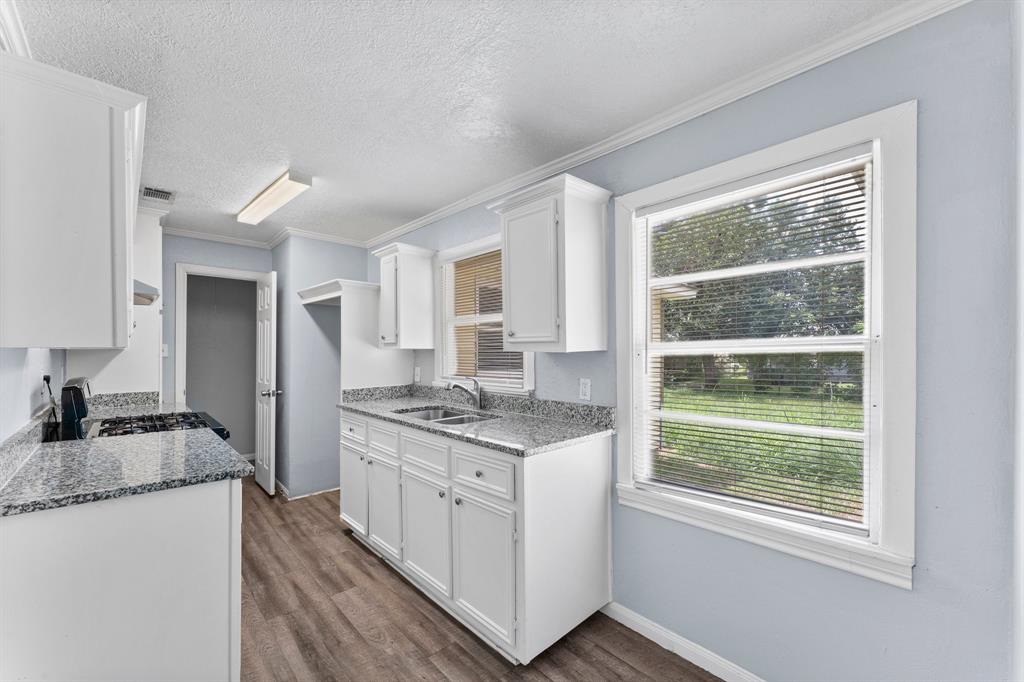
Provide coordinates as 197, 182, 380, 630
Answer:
18, 0, 900, 245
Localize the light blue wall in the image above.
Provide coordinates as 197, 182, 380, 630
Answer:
0, 348, 65, 443
273, 235, 367, 497
366, 3, 1017, 678
161, 234, 273, 401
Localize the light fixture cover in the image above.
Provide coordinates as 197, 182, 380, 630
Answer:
237, 170, 312, 225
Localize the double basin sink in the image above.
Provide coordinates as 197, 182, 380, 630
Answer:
394, 406, 497, 426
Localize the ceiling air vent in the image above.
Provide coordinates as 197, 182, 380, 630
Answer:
140, 186, 176, 204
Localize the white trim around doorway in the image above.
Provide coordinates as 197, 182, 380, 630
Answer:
174, 262, 269, 404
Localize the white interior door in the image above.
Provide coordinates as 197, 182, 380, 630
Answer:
255, 271, 278, 495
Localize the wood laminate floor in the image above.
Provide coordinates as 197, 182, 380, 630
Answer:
241, 476, 720, 681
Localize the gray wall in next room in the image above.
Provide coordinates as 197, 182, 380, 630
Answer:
185, 275, 257, 456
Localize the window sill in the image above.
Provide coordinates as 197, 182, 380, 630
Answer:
615, 483, 914, 589
430, 380, 534, 397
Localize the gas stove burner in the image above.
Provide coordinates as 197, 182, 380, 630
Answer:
88, 411, 230, 441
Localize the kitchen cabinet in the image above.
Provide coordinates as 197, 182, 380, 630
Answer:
366, 452, 402, 561
339, 441, 368, 535
487, 174, 611, 353
337, 410, 612, 664
370, 242, 435, 349
401, 467, 452, 596
0, 53, 146, 349
452, 488, 516, 646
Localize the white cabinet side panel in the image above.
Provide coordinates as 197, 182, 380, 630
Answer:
0, 481, 235, 681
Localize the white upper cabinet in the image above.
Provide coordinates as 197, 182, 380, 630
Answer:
488, 174, 611, 353
370, 243, 435, 349
0, 53, 146, 349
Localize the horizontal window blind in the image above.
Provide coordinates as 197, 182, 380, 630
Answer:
444, 249, 525, 387
637, 158, 871, 528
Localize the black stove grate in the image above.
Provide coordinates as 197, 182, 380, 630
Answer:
95, 412, 210, 437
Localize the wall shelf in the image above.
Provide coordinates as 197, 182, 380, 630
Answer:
297, 278, 378, 306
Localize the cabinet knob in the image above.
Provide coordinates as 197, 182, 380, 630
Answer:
380, 335, 386, 341
438, 491, 446, 499
475, 470, 483, 478
359, 455, 364, 461
454, 497, 462, 506
507, 331, 515, 337
367, 459, 374, 466
348, 427, 354, 432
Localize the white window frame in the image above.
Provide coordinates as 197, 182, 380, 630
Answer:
615, 101, 917, 588
433, 235, 535, 394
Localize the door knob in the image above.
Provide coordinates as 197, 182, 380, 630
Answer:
507, 331, 515, 337
273, 389, 284, 396
260, 390, 270, 397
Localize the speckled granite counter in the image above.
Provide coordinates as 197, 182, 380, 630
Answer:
338, 397, 614, 456
0, 403, 253, 517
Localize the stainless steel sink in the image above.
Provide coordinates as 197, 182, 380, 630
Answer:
395, 407, 497, 425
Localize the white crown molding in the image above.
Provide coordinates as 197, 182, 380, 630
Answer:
137, 202, 170, 217
266, 227, 366, 250
162, 226, 271, 250
601, 602, 764, 682
363, 0, 970, 249
0, 0, 32, 58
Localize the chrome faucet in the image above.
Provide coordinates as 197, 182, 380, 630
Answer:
446, 377, 482, 409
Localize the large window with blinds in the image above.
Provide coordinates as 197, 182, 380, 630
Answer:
640, 157, 871, 531
617, 103, 917, 586
439, 248, 531, 391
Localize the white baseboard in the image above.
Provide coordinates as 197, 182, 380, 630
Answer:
240, 452, 255, 462
274, 479, 339, 501
601, 602, 763, 682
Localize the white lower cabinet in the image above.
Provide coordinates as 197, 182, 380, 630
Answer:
367, 452, 402, 561
339, 442, 368, 535
452, 489, 516, 647
401, 468, 452, 596
338, 410, 612, 664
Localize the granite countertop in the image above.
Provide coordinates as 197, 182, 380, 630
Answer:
0, 403, 253, 517
338, 397, 614, 457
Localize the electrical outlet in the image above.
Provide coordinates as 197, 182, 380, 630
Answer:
414, 366, 421, 383
579, 377, 592, 402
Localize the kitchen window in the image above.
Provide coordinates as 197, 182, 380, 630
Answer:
615, 102, 917, 587
436, 238, 534, 393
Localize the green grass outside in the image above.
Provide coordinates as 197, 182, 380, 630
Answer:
650, 385, 864, 521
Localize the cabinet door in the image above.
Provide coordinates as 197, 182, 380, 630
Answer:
339, 443, 367, 535
452, 489, 516, 646
502, 197, 560, 346
1, 56, 138, 349
379, 254, 399, 345
367, 454, 402, 561
401, 468, 451, 596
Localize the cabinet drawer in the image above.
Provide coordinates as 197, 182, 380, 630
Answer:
368, 422, 399, 456
340, 415, 366, 444
452, 449, 514, 502
401, 433, 449, 476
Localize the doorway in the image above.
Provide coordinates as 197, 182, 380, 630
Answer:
185, 274, 257, 459
174, 263, 279, 495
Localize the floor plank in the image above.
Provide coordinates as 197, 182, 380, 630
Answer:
241, 477, 720, 682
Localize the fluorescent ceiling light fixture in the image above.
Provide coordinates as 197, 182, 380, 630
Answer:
237, 170, 312, 225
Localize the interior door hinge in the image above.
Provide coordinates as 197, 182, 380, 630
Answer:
512, 528, 519, 543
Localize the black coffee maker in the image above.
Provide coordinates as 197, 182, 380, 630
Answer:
60, 377, 91, 440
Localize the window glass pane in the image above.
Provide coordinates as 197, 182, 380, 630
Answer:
454, 250, 502, 316
650, 165, 868, 277
651, 262, 865, 342
451, 321, 524, 383
641, 417, 864, 522
652, 352, 863, 430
